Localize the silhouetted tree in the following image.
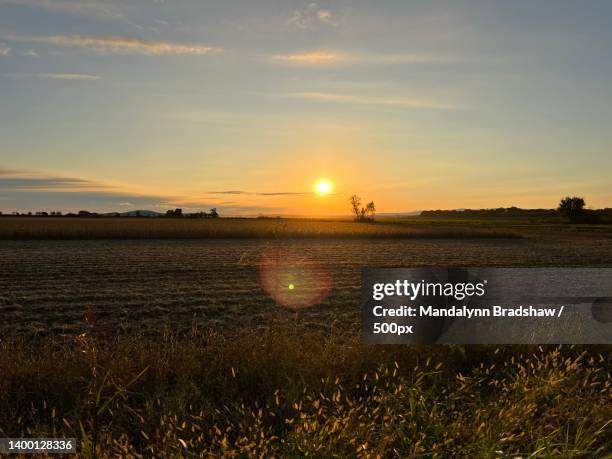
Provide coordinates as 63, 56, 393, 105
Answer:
209, 208, 219, 218
350, 195, 376, 222
365, 201, 376, 218
558, 196, 585, 222
166, 208, 183, 217
350, 195, 362, 220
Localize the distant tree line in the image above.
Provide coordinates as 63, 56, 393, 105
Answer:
0, 208, 220, 218
0, 211, 64, 216
165, 208, 219, 218
420, 207, 559, 218
420, 197, 612, 223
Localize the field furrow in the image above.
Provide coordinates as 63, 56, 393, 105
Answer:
2, 237, 612, 335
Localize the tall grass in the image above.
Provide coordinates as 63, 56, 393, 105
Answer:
0, 328, 609, 457
0, 217, 522, 240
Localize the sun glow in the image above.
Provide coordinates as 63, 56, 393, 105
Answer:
314, 179, 333, 195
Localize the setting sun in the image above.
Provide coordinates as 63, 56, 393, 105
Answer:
314, 179, 333, 196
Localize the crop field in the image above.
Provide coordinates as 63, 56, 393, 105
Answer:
2, 227, 612, 335
0, 216, 529, 240
0, 218, 610, 456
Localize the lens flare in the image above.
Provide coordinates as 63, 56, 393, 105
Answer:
260, 248, 333, 308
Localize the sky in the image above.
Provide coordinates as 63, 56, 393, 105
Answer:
1, 0, 611, 215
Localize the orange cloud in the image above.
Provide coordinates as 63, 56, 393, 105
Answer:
273, 51, 346, 64
4, 34, 220, 55
272, 51, 465, 66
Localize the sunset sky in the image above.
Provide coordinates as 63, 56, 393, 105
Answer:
1, 0, 611, 215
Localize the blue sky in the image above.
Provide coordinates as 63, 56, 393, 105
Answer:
1, 0, 611, 215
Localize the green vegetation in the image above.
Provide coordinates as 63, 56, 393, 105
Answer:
0, 329, 609, 457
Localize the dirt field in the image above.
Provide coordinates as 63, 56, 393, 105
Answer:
1, 226, 611, 456
2, 234, 612, 335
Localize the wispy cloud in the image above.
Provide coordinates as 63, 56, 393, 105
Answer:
23, 49, 39, 57
0, 168, 120, 192
4, 34, 221, 55
0, 43, 10, 56
4, 73, 101, 80
366, 54, 459, 64
273, 51, 347, 64
287, 3, 339, 29
0, 167, 27, 175
0, 169, 310, 215
0, 176, 99, 191
272, 50, 462, 66
207, 190, 311, 196
1, 0, 126, 20
287, 92, 455, 110
0, 169, 168, 210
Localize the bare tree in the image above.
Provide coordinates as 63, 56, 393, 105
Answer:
365, 201, 376, 218
350, 195, 362, 220
350, 195, 376, 222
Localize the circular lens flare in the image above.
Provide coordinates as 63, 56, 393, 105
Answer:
260, 248, 333, 309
